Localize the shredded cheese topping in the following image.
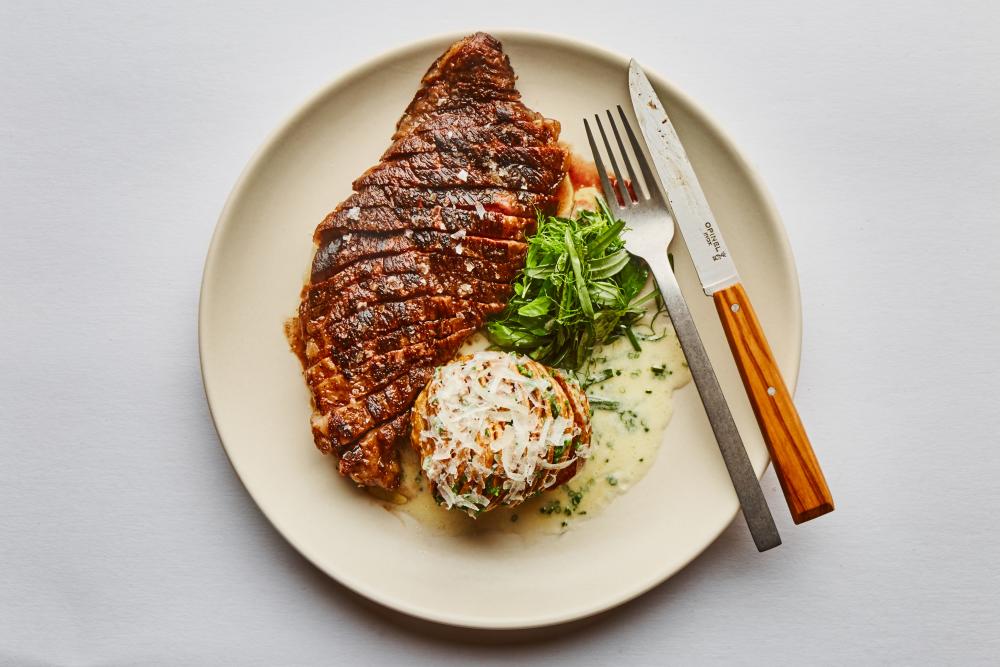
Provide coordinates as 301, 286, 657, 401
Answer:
413, 351, 590, 516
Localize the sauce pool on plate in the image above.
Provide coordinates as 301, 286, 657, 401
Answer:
386, 301, 690, 537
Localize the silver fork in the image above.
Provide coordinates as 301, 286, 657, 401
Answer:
585, 107, 781, 552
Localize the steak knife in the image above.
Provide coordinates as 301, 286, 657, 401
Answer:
629, 61, 834, 524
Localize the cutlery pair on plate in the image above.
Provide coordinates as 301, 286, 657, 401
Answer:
583, 62, 834, 551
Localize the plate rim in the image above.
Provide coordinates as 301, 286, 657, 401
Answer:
199, 28, 802, 629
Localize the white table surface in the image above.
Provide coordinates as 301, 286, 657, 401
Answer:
2, 2, 998, 664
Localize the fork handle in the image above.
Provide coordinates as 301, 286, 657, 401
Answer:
646, 255, 781, 551
714, 283, 834, 524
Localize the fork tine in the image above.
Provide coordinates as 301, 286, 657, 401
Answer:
583, 117, 620, 213
594, 114, 630, 205
606, 109, 644, 200
616, 105, 663, 204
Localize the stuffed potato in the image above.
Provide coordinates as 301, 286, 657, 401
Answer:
411, 351, 591, 516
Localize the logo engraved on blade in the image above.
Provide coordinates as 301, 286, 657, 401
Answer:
703, 222, 727, 261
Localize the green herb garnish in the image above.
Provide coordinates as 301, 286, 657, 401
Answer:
588, 397, 620, 411
581, 368, 615, 389
485, 199, 656, 369
540, 500, 563, 515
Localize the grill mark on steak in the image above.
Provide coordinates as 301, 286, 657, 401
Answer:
396, 34, 518, 136
321, 368, 430, 448
337, 413, 410, 487
307, 327, 477, 407
317, 205, 533, 242
317, 313, 483, 371
393, 102, 557, 142
310, 230, 526, 283
353, 158, 560, 193
384, 121, 556, 158
342, 186, 556, 219
311, 295, 504, 356
295, 33, 567, 487
367, 146, 567, 180
303, 250, 522, 305
303, 270, 512, 325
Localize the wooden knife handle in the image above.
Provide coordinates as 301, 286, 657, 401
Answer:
713, 283, 834, 524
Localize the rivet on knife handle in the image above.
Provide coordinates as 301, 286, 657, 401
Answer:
714, 283, 834, 523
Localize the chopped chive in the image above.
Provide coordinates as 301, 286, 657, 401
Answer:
625, 326, 641, 352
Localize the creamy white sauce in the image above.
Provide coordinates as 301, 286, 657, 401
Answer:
385, 301, 690, 537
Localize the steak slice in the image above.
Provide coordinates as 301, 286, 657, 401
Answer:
384, 119, 557, 158
392, 101, 558, 143
303, 269, 513, 325
294, 33, 567, 488
364, 145, 567, 182
307, 327, 478, 408
337, 413, 409, 487
320, 313, 483, 371
320, 366, 434, 448
396, 34, 519, 136
353, 156, 561, 193
317, 205, 533, 242
308, 295, 505, 356
303, 250, 523, 307
310, 230, 526, 283
341, 185, 556, 219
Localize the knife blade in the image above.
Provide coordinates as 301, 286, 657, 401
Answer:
629, 60, 834, 524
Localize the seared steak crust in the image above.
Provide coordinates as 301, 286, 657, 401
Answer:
294, 33, 567, 488
318, 206, 532, 242
336, 185, 557, 219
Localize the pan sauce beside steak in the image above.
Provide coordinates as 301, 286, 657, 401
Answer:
293, 33, 568, 489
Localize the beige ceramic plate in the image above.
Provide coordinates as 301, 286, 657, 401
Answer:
199, 31, 801, 629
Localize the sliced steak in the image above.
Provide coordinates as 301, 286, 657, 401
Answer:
303, 270, 513, 325
310, 230, 526, 283
364, 145, 566, 182
393, 101, 558, 143
353, 157, 561, 193
320, 313, 482, 370
384, 120, 556, 158
309, 295, 505, 356
340, 185, 556, 219
317, 206, 533, 243
320, 366, 435, 448
294, 33, 567, 488
396, 33, 519, 136
303, 250, 523, 307
337, 413, 410, 486
307, 328, 477, 408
